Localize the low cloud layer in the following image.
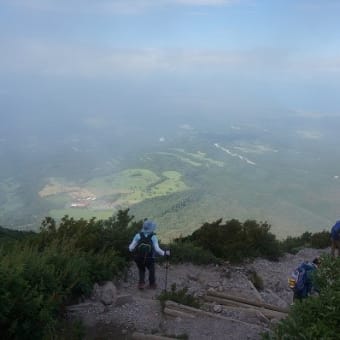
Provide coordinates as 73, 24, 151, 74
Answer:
1, 39, 339, 78
7, 0, 238, 13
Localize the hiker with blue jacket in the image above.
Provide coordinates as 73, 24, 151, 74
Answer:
129, 220, 170, 290
288, 257, 321, 302
330, 220, 340, 258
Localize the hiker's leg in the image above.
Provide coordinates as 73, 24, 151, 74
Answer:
135, 258, 146, 284
336, 240, 340, 257
145, 258, 155, 285
293, 290, 304, 301
331, 239, 339, 257
306, 281, 313, 296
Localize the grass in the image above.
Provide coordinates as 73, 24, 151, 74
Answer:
46, 169, 188, 222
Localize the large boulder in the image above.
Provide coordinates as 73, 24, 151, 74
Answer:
92, 281, 117, 306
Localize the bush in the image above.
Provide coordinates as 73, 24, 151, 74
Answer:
181, 219, 281, 263
36, 209, 140, 261
0, 241, 126, 339
158, 283, 201, 310
168, 240, 220, 265
310, 230, 331, 249
280, 230, 330, 254
0, 209, 137, 339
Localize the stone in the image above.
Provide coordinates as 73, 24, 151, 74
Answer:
187, 273, 199, 281
207, 281, 220, 288
213, 304, 223, 313
99, 281, 117, 306
115, 294, 134, 307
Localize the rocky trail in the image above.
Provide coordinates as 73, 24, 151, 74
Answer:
67, 248, 329, 340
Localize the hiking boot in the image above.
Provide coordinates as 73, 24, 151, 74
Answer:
148, 284, 157, 289
138, 283, 145, 290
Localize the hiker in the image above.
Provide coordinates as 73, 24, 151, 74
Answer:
288, 257, 321, 302
129, 220, 170, 290
330, 220, 340, 258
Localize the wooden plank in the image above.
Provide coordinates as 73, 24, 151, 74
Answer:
163, 307, 196, 319
164, 301, 263, 329
207, 290, 289, 314
204, 295, 287, 320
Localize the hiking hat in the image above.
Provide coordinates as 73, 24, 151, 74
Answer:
142, 220, 157, 233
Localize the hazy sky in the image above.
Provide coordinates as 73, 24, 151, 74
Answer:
1, 0, 340, 126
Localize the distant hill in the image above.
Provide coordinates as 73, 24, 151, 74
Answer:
0, 225, 35, 241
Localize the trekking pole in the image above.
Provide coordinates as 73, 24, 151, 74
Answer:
164, 251, 170, 292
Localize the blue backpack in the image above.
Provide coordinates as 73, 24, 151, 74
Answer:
288, 262, 316, 297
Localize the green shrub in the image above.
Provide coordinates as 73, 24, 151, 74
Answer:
36, 209, 140, 261
0, 241, 127, 339
0, 209, 137, 339
55, 319, 85, 340
280, 230, 330, 254
158, 283, 201, 310
310, 230, 331, 249
168, 240, 220, 265
181, 219, 281, 263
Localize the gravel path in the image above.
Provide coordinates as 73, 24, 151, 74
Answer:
69, 247, 330, 339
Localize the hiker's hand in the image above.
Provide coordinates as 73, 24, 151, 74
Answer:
164, 250, 171, 257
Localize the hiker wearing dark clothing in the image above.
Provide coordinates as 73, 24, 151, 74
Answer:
129, 220, 170, 290
288, 257, 321, 302
330, 220, 340, 258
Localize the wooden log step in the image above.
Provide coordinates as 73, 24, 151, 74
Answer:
164, 301, 263, 329
204, 295, 287, 320
206, 290, 289, 314
163, 307, 195, 319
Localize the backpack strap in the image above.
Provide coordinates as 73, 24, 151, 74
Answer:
139, 232, 154, 241
141, 232, 154, 239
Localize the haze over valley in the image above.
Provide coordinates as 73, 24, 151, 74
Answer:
1, 111, 339, 240
1, 0, 340, 240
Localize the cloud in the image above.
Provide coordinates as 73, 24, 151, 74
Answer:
293, 109, 339, 118
7, 0, 239, 14
296, 130, 323, 140
1, 38, 339, 78
0, 40, 249, 77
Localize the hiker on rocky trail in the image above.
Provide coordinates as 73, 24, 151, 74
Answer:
129, 219, 170, 290
330, 220, 340, 258
288, 257, 321, 302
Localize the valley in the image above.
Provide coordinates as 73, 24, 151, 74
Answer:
1, 118, 339, 241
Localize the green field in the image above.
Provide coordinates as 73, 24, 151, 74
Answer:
43, 168, 189, 223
